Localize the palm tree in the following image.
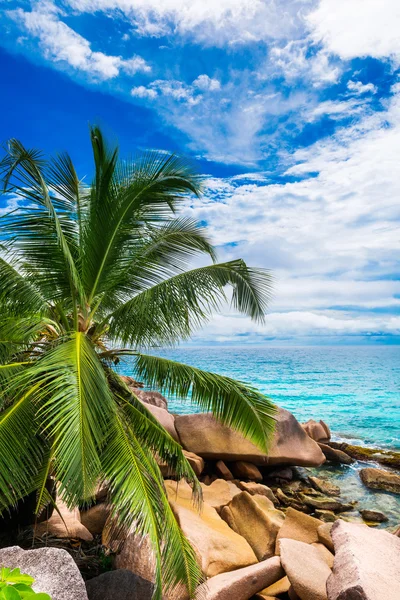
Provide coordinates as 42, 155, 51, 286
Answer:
0, 127, 276, 599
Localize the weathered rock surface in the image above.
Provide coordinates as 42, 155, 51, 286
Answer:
302, 420, 331, 442
280, 539, 331, 600
129, 386, 168, 410
359, 467, 400, 494
165, 480, 257, 577
215, 460, 234, 480
220, 492, 284, 560
318, 443, 354, 465
327, 441, 400, 469
194, 556, 284, 600
86, 569, 153, 600
327, 520, 400, 600
237, 481, 277, 504
298, 493, 353, 513
34, 498, 93, 541
183, 450, 205, 477
311, 543, 335, 568
314, 510, 337, 523
199, 479, 241, 510
143, 403, 180, 442
0, 546, 88, 600
359, 509, 388, 523
317, 523, 334, 552
81, 503, 109, 535
115, 529, 155, 583
231, 461, 263, 481
259, 576, 290, 596
275, 508, 322, 553
175, 409, 326, 467
309, 477, 340, 497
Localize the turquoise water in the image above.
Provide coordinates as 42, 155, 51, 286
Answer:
120, 346, 400, 449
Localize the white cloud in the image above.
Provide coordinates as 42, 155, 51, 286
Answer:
308, 0, 400, 64
131, 85, 157, 99
347, 80, 377, 95
193, 74, 221, 91
64, 0, 311, 46
8, 3, 150, 81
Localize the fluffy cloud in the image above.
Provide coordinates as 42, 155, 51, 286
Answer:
64, 0, 311, 46
347, 81, 377, 95
132, 74, 221, 104
8, 3, 150, 80
308, 0, 400, 63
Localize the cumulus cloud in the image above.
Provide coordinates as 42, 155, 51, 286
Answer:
347, 80, 377, 95
308, 0, 400, 64
8, 3, 150, 80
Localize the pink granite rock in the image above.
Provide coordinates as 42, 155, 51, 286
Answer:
327, 520, 400, 600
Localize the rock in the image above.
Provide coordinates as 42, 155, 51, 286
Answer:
194, 556, 284, 600
115, 529, 156, 583
0, 546, 88, 600
231, 461, 263, 481
275, 508, 322, 554
311, 543, 335, 568
317, 523, 334, 552
280, 539, 331, 600
175, 409, 326, 467
259, 576, 290, 596
215, 460, 234, 480
327, 441, 400, 469
359, 509, 388, 523
198, 479, 241, 510
359, 467, 400, 494
80, 503, 109, 535
327, 520, 400, 600
220, 492, 284, 560
308, 477, 340, 497
302, 420, 331, 442
298, 494, 353, 513
267, 467, 293, 482
165, 480, 257, 577
34, 498, 93, 541
237, 481, 277, 504
288, 587, 300, 600
86, 570, 153, 600
129, 386, 168, 410
393, 525, 400, 536
314, 510, 337, 523
183, 450, 205, 477
318, 443, 354, 465
142, 403, 180, 442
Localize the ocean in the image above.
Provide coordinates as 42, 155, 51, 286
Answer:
119, 345, 400, 450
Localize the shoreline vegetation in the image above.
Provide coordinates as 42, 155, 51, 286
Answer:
0, 129, 398, 599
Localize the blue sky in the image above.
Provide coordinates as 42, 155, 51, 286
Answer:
1, 0, 400, 344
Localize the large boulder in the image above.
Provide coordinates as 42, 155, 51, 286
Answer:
0, 546, 88, 600
215, 460, 234, 481
175, 409, 325, 467
115, 529, 155, 583
302, 420, 330, 442
359, 467, 400, 494
34, 498, 93, 541
280, 539, 331, 600
120, 379, 168, 410
327, 520, 400, 600
194, 556, 284, 600
220, 492, 284, 560
165, 480, 257, 577
317, 523, 334, 552
198, 479, 241, 511
81, 503, 110, 535
308, 477, 340, 497
275, 508, 322, 554
143, 403, 180, 442
237, 481, 277, 504
86, 570, 153, 600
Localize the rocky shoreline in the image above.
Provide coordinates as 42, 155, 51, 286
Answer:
1, 384, 399, 600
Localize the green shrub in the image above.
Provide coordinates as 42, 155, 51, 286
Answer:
0, 568, 51, 599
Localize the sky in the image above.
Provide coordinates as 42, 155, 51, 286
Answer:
0, 0, 399, 345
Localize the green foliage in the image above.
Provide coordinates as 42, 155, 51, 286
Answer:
0, 567, 51, 599
0, 126, 276, 599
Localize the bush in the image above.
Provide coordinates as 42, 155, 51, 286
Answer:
0, 568, 51, 599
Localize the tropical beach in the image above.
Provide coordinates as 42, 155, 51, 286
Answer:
1, 0, 400, 599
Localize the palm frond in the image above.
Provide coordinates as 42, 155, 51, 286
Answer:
135, 353, 277, 451
108, 261, 273, 347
